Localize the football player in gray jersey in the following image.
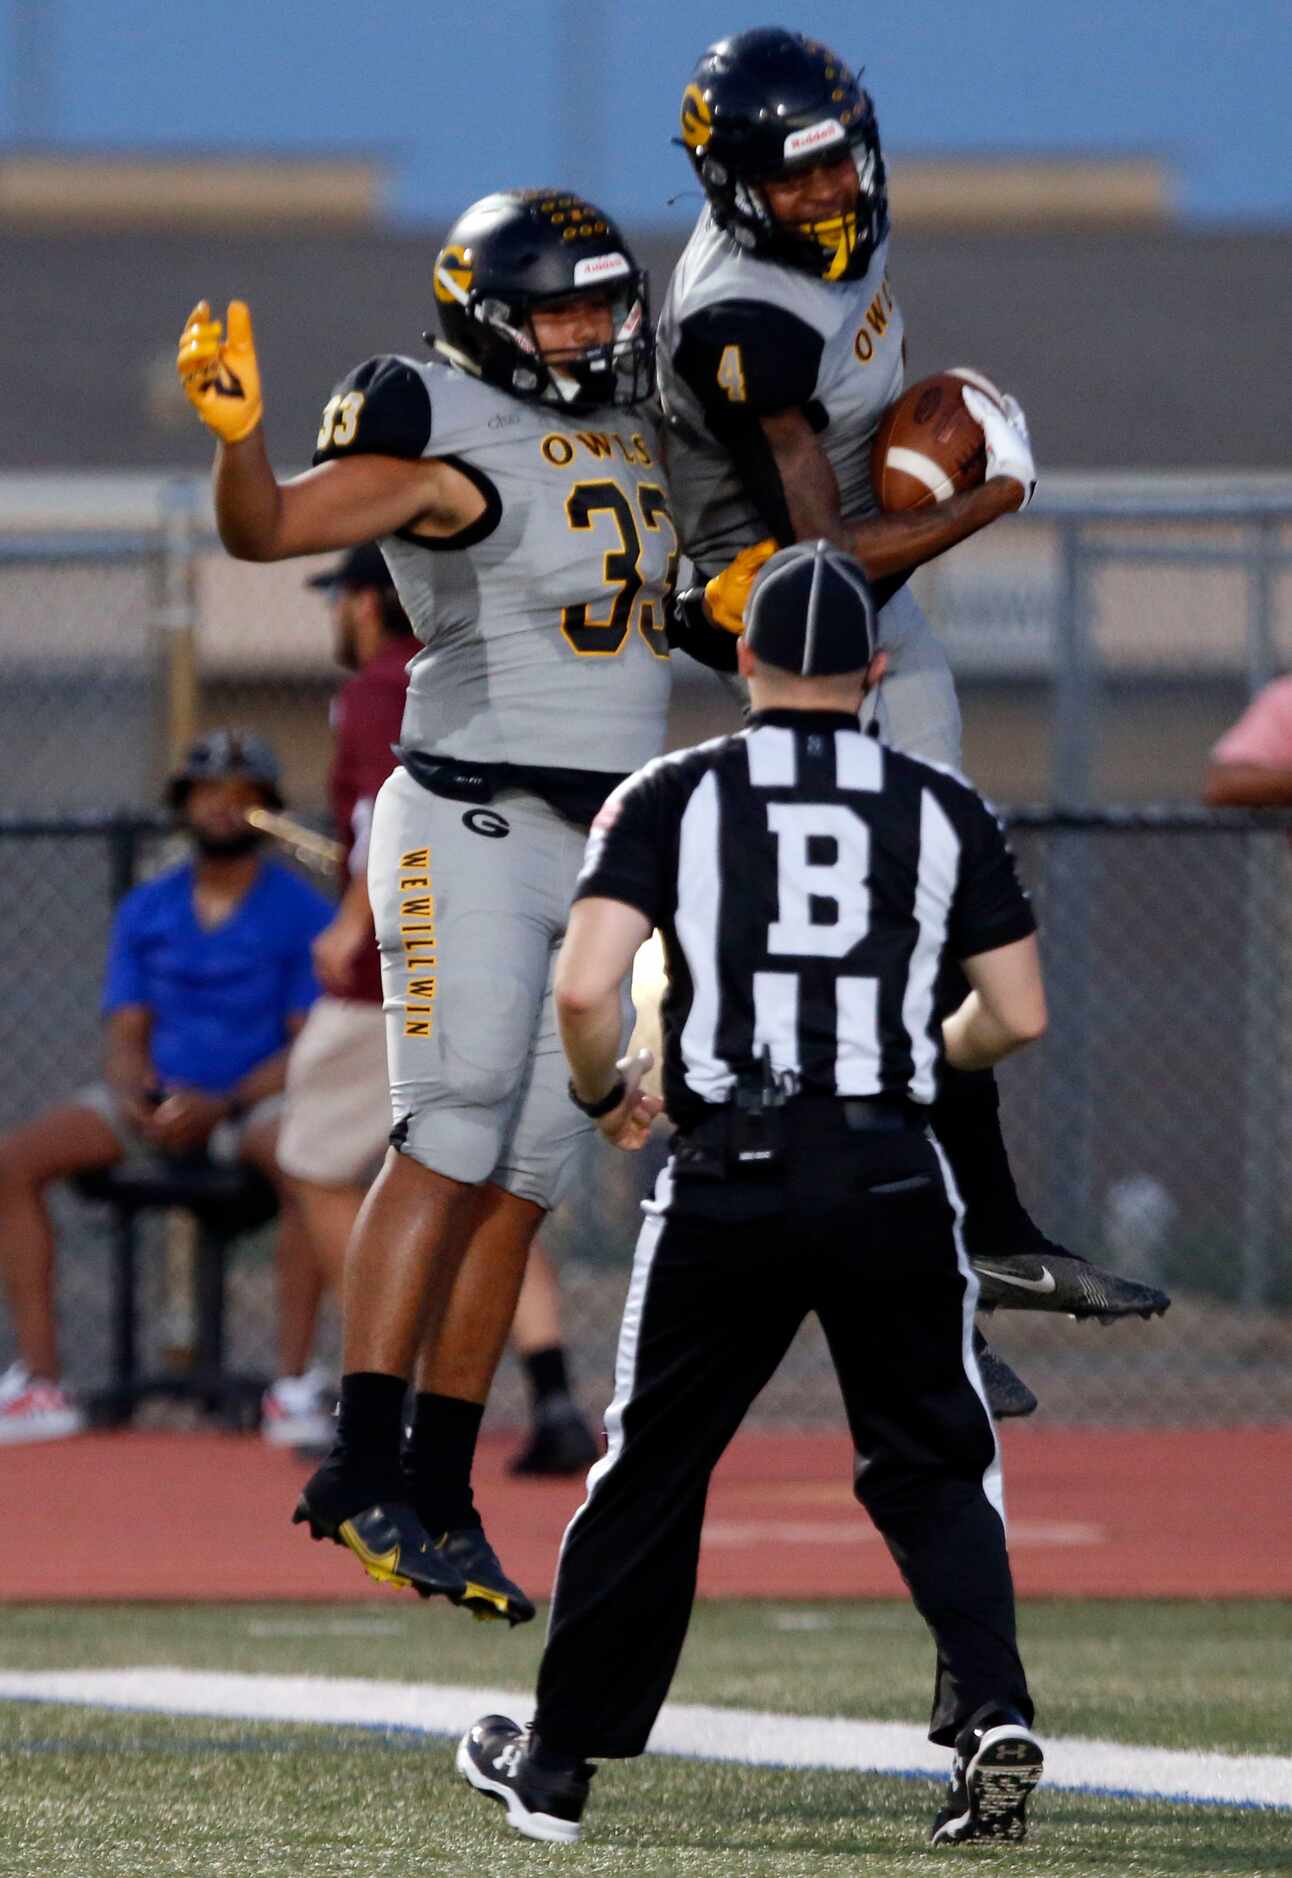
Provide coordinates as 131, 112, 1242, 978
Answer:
178, 189, 680, 1623
656, 30, 1170, 1409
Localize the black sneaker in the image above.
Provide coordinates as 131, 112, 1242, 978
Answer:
973, 1237, 1171, 1322
433, 1524, 536, 1626
457, 1714, 592, 1844
973, 1330, 1039, 1420
293, 1463, 466, 1601
508, 1394, 601, 1477
931, 1707, 1043, 1845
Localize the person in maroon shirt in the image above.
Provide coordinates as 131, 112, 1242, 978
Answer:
274, 547, 599, 1475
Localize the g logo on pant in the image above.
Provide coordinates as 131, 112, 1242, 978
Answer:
462, 809, 510, 839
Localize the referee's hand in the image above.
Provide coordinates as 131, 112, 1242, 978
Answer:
599, 1049, 664, 1150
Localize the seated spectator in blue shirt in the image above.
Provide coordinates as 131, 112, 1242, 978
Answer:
0, 730, 334, 1446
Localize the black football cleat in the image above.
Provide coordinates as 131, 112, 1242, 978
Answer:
433, 1523, 536, 1625
972, 1330, 1038, 1419
973, 1237, 1171, 1322
293, 1464, 465, 1601
508, 1394, 602, 1477
457, 1714, 592, 1844
931, 1706, 1044, 1846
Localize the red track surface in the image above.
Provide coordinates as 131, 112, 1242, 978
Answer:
2, 1426, 1289, 1602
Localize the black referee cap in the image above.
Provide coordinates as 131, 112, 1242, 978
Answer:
305, 542, 393, 592
744, 540, 877, 676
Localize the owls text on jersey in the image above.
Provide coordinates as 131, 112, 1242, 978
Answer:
312, 353, 676, 785
574, 716, 1034, 1127
656, 208, 905, 578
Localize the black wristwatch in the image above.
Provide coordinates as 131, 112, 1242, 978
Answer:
567, 1077, 627, 1119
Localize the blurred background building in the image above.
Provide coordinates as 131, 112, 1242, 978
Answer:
1, 0, 1290, 1423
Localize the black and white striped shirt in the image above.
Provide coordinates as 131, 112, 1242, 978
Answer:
575, 710, 1035, 1128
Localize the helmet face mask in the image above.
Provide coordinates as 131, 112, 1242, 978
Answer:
679, 29, 889, 284
429, 191, 654, 412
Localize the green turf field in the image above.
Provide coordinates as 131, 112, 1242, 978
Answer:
1, 1600, 1289, 1877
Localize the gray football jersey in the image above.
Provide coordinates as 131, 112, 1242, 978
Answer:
313, 353, 675, 774
656, 209, 906, 577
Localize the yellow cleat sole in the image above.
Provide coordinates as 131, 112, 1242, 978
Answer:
461, 1580, 513, 1622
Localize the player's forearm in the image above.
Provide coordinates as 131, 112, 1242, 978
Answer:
839, 481, 1020, 581
212, 430, 288, 561
762, 404, 1019, 581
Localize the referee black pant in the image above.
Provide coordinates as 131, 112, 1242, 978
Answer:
533, 1102, 1033, 1759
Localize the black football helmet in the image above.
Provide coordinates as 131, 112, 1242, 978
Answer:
428, 190, 653, 412
678, 28, 888, 283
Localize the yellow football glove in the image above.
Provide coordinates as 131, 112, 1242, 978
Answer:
704, 537, 778, 635
176, 299, 263, 443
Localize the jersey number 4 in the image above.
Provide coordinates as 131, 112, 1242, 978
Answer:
561, 481, 678, 660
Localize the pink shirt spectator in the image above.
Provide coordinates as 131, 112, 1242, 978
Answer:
1212, 677, 1292, 768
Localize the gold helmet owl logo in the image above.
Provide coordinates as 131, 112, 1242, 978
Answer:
680, 83, 713, 154
434, 245, 474, 306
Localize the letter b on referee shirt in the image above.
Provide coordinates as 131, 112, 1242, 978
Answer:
766, 804, 871, 958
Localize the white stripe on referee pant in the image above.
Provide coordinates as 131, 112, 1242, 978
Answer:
928, 1133, 1006, 1526
545, 1159, 674, 1639
903, 790, 959, 1102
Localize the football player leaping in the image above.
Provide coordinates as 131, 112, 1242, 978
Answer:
178, 191, 676, 1622
657, 28, 1169, 1402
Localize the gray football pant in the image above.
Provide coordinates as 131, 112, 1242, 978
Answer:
368, 766, 601, 1212
862, 584, 962, 770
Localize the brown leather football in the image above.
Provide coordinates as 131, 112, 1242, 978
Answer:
870, 367, 1004, 512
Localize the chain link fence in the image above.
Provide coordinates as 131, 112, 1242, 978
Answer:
2, 475, 1291, 1426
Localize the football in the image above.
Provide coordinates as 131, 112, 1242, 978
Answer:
870, 367, 1005, 512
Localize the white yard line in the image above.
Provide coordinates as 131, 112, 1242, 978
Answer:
0, 1667, 1288, 1810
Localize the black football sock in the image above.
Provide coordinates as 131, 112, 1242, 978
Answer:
931, 1065, 1038, 1257
332, 1371, 409, 1473
404, 1392, 484, 1533
522, 1345, 571, 1410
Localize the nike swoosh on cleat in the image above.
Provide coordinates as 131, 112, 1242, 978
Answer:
973, 1265, 1057, 1295
338, 1518, 411, 1589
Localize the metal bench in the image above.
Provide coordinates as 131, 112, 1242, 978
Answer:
74, 1159, 278, 1429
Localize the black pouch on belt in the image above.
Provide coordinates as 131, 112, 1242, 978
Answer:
675, 1051, 795, 1179
725, 1049, 793, 1173
672, 1105, 784, 1180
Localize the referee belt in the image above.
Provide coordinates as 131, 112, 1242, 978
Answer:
784, 1094, 925, 1133
674, 1094, 924, 1181
678, 1094, 924, 1136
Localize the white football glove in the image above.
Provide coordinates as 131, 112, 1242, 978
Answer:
961, 385, 1037, 510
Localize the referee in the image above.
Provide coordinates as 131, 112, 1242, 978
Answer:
459, 541, 1046, 1849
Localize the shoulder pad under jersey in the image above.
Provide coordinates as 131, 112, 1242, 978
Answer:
312, 354, 433, 466
672, 301, 824, 422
